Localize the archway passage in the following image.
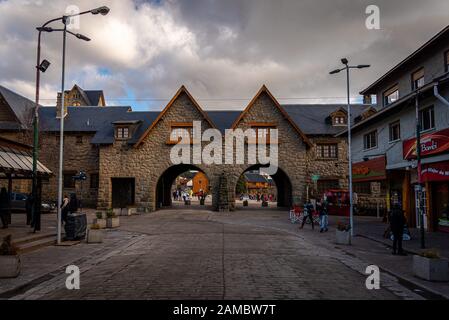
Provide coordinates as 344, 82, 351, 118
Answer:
235, 165, 293, 209
156, 164, 211, 209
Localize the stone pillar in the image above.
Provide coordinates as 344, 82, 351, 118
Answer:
217, 173, 230, 212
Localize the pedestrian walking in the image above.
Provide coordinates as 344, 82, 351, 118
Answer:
0, 187, 9, 229
390, 204, 407, 256
319, 199, 329, 233
61, 194, 70, 224
299, 200, 315, 230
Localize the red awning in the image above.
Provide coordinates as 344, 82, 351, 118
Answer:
422, 161, 449, 182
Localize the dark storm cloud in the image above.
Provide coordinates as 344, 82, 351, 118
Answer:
0, 0, 448, 110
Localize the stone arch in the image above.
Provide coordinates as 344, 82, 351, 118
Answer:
233, 164, 293, 209
155, 164, 213, 209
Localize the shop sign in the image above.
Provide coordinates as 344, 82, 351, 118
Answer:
352, 156, 386, 182
403, 128, 449, 160
421, 161, 449, 182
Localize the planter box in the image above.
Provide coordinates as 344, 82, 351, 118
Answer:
106, 217, 120, 228
413, 255, 449, 282
127, 207, 137, 215
93, 218, 107, 229
0, 255, 21, 278
113, 208, 124, 216
87, 229, 104, 244
336, 230, 351, 245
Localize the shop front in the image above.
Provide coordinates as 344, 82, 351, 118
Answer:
352, 156, 387, 217
421, 161, 449, 233
403, 128, 449, 232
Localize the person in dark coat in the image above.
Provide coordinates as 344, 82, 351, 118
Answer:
300, 200, 315, 230
390, 204, 407, 256
69, 193, 78, 214
0, 187, 9, 229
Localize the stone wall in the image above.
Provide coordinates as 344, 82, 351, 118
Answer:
306, 136, 349, 196
98, 89, 311, 211
39, 132, 100, 207
98, 91, 218, 211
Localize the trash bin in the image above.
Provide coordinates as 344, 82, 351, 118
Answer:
64, 212, 87, 241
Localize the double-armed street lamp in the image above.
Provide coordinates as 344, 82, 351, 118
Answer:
330, 58, 370, 238
33, 6, 110, 243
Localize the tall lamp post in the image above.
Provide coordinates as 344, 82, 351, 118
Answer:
33, 6, 110, 243
330, 58, 370, 238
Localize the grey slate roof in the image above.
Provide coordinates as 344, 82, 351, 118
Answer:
38, 106, 159, 145
39, 106, 131, 132
0, 85, 35, 129
85, 90, 104, 106
282, 104, 372, 135
205, 111, 241, 133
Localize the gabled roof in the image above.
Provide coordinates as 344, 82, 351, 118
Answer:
134, 86, 216, 147
361, 24, 449, 95
231, 85, 312, 147
0, 85, 35, 129
85, 90, 104, 106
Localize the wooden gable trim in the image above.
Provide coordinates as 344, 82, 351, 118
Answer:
230, 85, 312, 148
134, 86, 216, 147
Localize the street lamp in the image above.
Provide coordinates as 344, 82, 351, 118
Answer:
330, 58, 370, 238
33, 6, 109, 242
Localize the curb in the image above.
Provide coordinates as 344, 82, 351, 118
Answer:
356, 234, 449, 300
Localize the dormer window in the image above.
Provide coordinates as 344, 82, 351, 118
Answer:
113, 120, 141, 141
116, 127, 129, 140
333, 116, 346, 125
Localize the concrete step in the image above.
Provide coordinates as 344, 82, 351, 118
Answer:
15, 235, 56, 254
12, 233, 56, 246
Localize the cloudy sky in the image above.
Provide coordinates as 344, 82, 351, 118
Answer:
1, 0, 449, 110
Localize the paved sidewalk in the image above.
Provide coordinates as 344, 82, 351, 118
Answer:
1, 209, 418, 300
211, 210, 449, 299
350, 216, 449, 259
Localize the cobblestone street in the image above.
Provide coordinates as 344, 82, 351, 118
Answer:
0, 208, 429, 300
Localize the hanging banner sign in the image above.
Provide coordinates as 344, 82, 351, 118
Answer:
403, 128, 449, 160
352, 156, 386, 182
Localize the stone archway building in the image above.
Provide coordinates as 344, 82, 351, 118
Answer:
0, 84, 375, 211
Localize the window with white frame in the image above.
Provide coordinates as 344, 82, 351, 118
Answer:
116, 127, 130, 139
316, 144, 338, 159
389, 121, 401, 142
363, 130, 377, 150
383, 85, 399, 107
419, 106, 435, 132
411, 68, 425, 90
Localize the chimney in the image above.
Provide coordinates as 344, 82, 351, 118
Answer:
56, 92, 68, 118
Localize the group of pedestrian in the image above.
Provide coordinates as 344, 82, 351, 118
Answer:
299, 197, 329, 233
173, 189, 194, 202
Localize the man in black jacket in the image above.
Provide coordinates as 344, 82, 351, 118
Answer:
390, 204, 407, 256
